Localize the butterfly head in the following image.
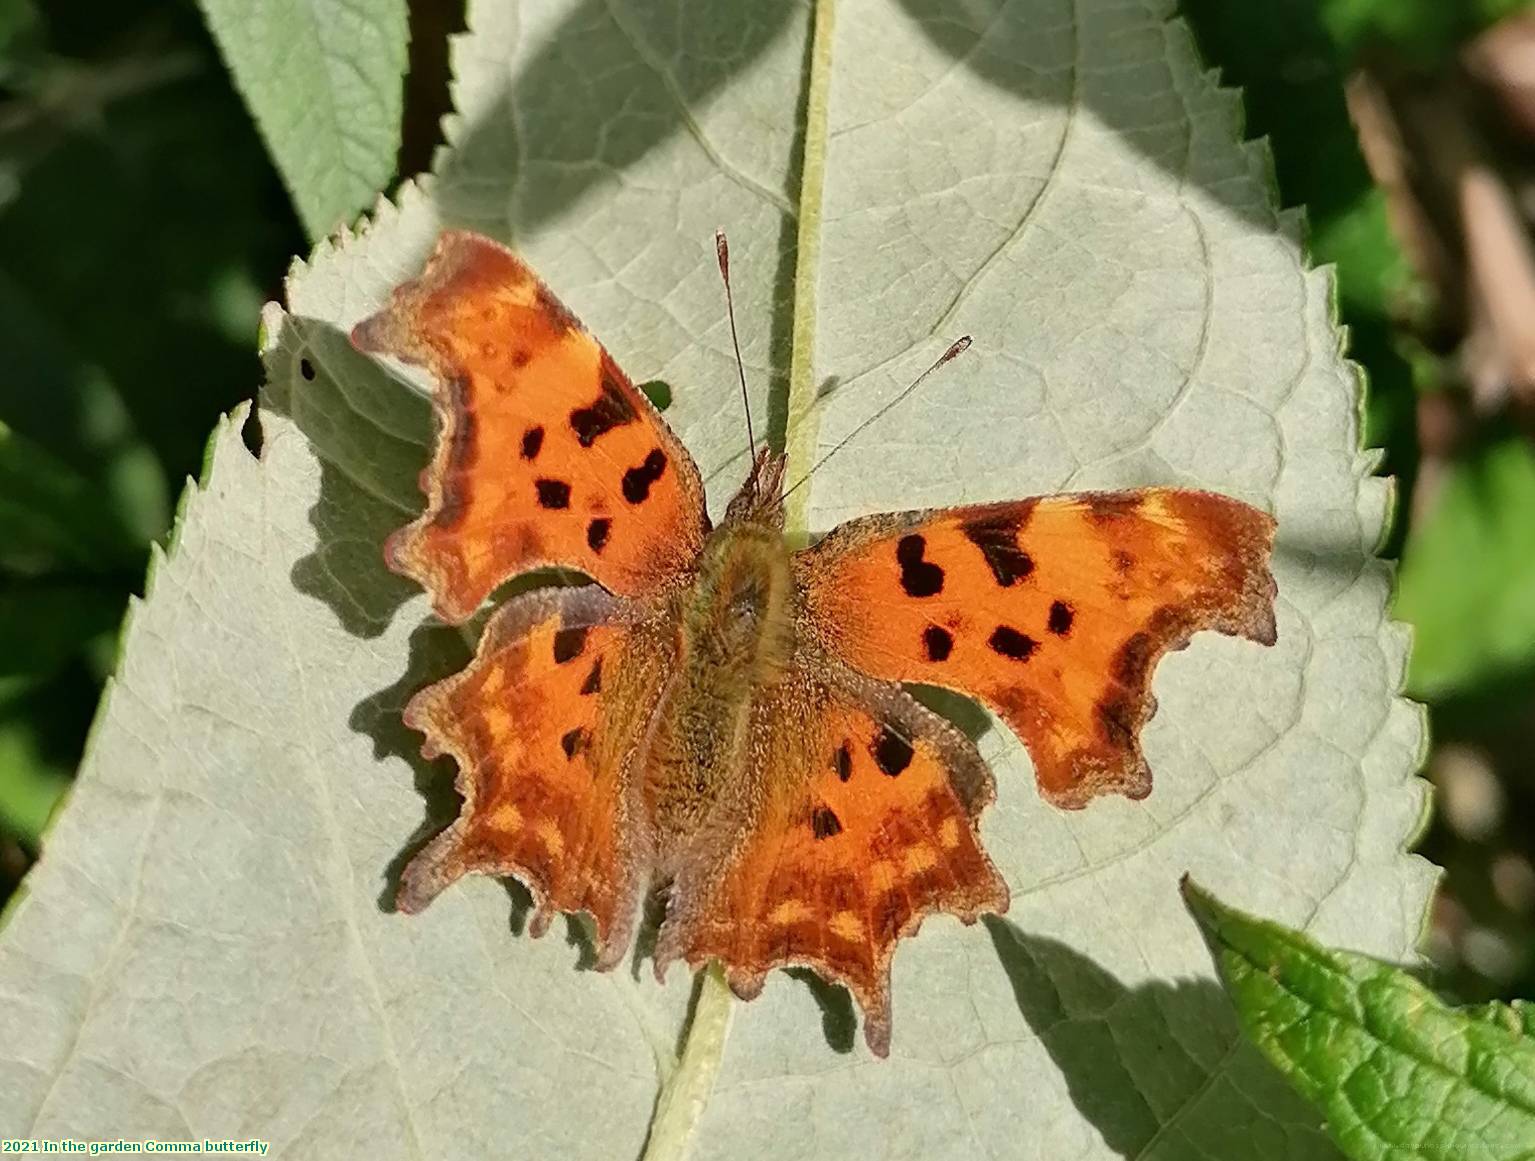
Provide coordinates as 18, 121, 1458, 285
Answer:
687, 445, 795, 690
722, 447, 788, 530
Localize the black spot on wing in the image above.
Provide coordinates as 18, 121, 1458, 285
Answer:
622, 449, 667, 504
871, 727, 913, 777
896, 535, 944, 598
922, 624, 953, 661
1113, 550, 1136, 575
580, 657, 603, 694
553, 626, 588, 664
1048, 600, 1074, 636
560, 727, 587, 759
569, 371, 638, 447
520, 425, 544, 460
833, 742, 852, 782
811, 806, 843, 839
535, 478, 571, 509
961, 513, 1033, 587
586, 517, 611, 553
988, 625, 1037, 661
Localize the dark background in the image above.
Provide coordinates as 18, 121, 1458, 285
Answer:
1, 0, 1531, 1007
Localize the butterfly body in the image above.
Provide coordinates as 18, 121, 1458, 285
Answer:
587, 451, 786, 847
352, 230, 1279, 1056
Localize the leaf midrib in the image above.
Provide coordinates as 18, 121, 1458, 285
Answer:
636, 2, 837, 1157
780, 0, 837, 540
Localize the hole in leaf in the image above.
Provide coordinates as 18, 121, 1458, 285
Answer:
639, 379, 672, 411
240, 409, 264, 458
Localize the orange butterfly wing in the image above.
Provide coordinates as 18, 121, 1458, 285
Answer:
655, 667, 1007, 1056
796, 489, 1277, 808
396, 586, 671, 964
351, 231, 708, 621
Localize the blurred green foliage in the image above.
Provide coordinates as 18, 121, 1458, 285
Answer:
1398, 432, 1535, 698
1181, 0, 1419, 527
0, 0, 300, 847
1320, 0, 1530, 60
1183, 0, 1535, 704
1185, 0, 1535, 1005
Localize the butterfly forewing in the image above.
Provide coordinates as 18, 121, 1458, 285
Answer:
352, 231, 709, 622
795, 490, 1277, 807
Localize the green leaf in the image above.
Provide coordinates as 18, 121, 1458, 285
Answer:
1470, 1000, 1535, 1040
0, 673, 79, 846
195, 0, 407, 239
0, 0, 40, 64
1184, 878, 1535, 1161
0, 422, 146, 574
0, 274, 169, 555
1397, 433, 1535, 698
0, 1, 1431, 1156
1319, 0, 1525, 61
0, 583, 123, 679
639, 379, 674, 412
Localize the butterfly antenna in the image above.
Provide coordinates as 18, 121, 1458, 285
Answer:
782, 335, 971, 498
716, 230, 755, 458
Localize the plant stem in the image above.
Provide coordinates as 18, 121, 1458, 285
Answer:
638, 964, 735, 1161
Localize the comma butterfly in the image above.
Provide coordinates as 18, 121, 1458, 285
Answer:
351, 230, 1278, 1056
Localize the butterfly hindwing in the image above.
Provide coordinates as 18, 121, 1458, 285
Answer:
396, 585, 671, 965
654, 660, 1007, 1056
796, 489, 1277, 807
352, 231, 709, 622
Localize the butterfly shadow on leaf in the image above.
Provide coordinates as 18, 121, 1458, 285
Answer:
625, 875, 860, 1055
343, 581, 602, 971
983, 916, 1340, 1160
269, 317, 547, 938
347, 618, 473, 913
266, 315, 433, 640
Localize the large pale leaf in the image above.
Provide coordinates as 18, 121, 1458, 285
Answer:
196, 0, 408, 239
0, 1, 1433, 1157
